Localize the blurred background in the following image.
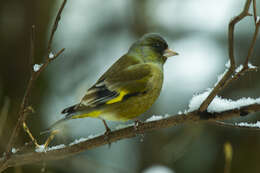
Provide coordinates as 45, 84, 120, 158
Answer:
0, 0, 260, 172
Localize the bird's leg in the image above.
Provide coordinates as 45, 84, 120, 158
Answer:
101, 119, 112, 147
102, 119, 111, 134
134, 119, 143, 131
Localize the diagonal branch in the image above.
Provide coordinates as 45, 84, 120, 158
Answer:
199, 0, 255, 112
253, 0, 257, 24
47, 0, 67, 54
0, 103, 260, 172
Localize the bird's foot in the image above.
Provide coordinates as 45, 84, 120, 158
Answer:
134, 120, 145, 141
104, 128, 112, 148
134, 119, 144, 131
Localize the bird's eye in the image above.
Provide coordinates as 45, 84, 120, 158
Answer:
152, 43, 161, 48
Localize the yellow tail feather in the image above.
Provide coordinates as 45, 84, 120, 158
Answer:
71, 110, 102, 119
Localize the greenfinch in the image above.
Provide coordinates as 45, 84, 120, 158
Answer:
46, 33, 178, 132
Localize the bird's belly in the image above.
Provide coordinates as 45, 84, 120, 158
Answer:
101, 71, 163, 121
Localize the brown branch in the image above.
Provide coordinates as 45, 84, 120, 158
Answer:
0, 98, 10, 137
29, 25, 35, 75
199, 0, 254, 112
253, 0, 257, 24
244, 20, 260, 67
47, 0, 67, 54
222, 16, 260, 87
0, 103, 259, 172
4, 0, 66, 162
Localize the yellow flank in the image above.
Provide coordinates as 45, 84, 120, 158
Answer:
71, 110, 102, 119
106, 90, 128, 104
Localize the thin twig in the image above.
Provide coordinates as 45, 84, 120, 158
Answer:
22, 122, 40, 148
5, 0, 66, 159
253, 0, 257, 24
199, 0, 253, 112
223, 67, 257, 88
29, 25, 35, 75
47, 0, 67, 54
244, 22, 260, 67
0, 97, 10, 137
0, 103, 260, 172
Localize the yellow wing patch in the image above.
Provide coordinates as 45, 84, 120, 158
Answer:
106, 90, 128, 104
71, 110, 102, 119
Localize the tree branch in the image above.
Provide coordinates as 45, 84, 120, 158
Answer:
47, 0, 67, 54
0, 103, 259, 172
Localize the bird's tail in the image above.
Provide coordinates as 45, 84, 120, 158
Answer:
41, 104, 101, 135
61, 104, 78, 114
40, 115, 71, 135
40, 104, 79, 135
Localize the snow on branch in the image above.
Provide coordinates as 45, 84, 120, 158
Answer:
236, 121, 260, 128
188, 90, 260, 113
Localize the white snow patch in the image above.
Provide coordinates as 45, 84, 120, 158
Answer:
35, 144, 65, 152
188, 90, 260, 113
236, 121, 260, 128
235, 64, 243, 73
178, 111, 183, 115
164, 114, 170, 118
225, 60, 230, 68
142, 165, 174, 173
48, 144, 66, 151
11, 148, 17, 154
87, 133, 102, 139
69, 137, 88, 146
35, 145, 46, 152
146, 115, 163, 122
235, 62, 257, 73
33, 64, 43, 72
257, 16, 260, 23
69, 133, 103, 146
248, 62, 257, 70
49, 52, 54, 59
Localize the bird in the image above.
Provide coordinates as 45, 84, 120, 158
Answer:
44, 33, 178, 134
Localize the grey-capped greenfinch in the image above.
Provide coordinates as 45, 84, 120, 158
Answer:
46, 33, 178, 133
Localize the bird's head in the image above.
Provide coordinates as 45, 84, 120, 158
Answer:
128, 33, 178, 64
